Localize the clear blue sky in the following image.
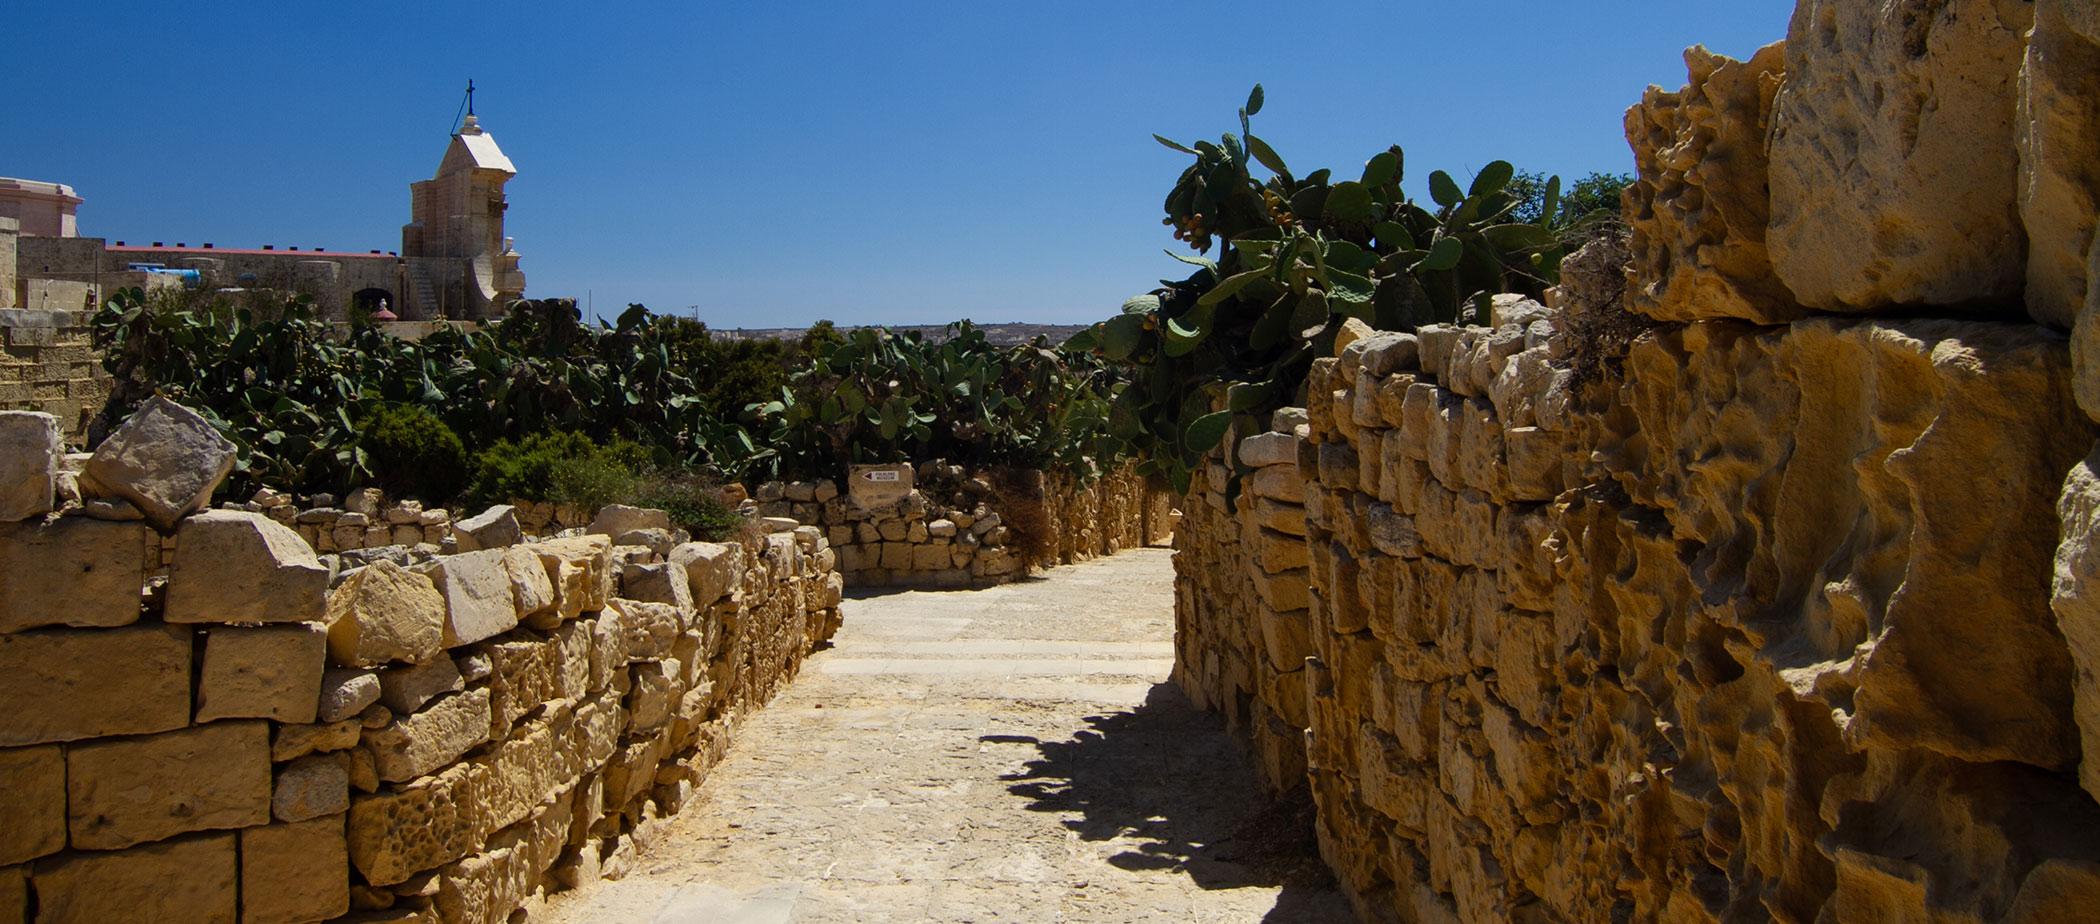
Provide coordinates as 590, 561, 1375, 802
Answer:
7, 2, 1792, 328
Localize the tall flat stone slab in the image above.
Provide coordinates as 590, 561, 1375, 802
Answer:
0, 516, 148, 632
240, 815, 350, 924
164, 510, 328, 624
31, 832, 237, 924
0, 410, 58, 521
194, 623, 327, 723
2020, 0, 2100, 330
66, 720, 271, 849
82, 396, 236, 532
0, 744, 65, 865
0, 624, 190, 746
1769, 0, 2035, 313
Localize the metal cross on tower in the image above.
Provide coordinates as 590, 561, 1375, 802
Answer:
466, 78, 476, 117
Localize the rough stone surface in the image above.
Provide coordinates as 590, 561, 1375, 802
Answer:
0, 410, 58, 521
0, 516, 148, 632
0, 624, 190, 746
2055, 446, 2100, 801
273, 752, 350, 822
363, 687, 493, 784
537, 535, 615, 619
31, 832, 237, 924
1624, 43, 1798, 323
164, 510, 328, 624
195, 622, 328, 723
417, 548, 521, 647
670, 542, 742, 607
376, 654, 465, 714
82, 396, 237, 532
326, 559, 447, 667
0, 744, 65, 865
453, 504, 523, 552
589, 504, 671, 538
318, 667, 382, 723
2020, 0, 2100, 329
1769, 0, 2035, 313
67, 721, 271, 850
240, 814, 351, 924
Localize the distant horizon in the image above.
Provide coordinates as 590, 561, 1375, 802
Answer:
7, 2, 1793, 327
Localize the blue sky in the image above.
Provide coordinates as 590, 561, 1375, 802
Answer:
7, 2, 1793, 328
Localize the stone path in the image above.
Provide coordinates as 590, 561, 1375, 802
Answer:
540, 548, 1352, 923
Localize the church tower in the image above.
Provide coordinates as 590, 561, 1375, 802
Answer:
401, 85, 525, 321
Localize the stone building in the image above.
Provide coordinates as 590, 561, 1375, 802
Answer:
2, 116, 526, 322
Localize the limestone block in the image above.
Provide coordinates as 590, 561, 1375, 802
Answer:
274, 752, 349, 822
82, 396, 236, 532
912, 543, 950, 571
1258, 604, 1313, 674
1247, 464, 1305, 504
0, 866, 20, 924
164, 510, 328, 624
2021, 0, 2100, 330
535, 535, 614, 619
272, 718, 362, 762
0, 744, 64, 865
1253, 567, 1310, 612
326, 560, 447, 667
451, 504, 520, 553
927, 518, 957, 538
0, 623, 190, 746
615, 600, 684, 663
504, 545, 557, 620
588, 504, 670, 537
880, 541, 913, 571
628, 659, 683, 732
1238, 432, 1300, 468
621, 560, 694, 616
0, 517, 148, 632
67, 721, 270, 850
377, 654, 465, 714
0, 411, 57, 521
195, 622, 327, 723
241, 814, 350, 924
1367, 504, 1423, 559
2055, 446, 2100, 800
348, 760, 487, 886
1253, 498, 1306, 537
319, 667, 382, 722
1769, 0, 2034, 313
416, 549, 520, 648
363, 688, 492, 784
32, 832, 237, 924
1625, 44, 1799, 323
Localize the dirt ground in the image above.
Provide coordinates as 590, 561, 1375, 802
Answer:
538, 548, 1352, 923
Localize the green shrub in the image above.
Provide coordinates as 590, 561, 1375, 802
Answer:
548, 455, 641, 511
468, 431, 647, 508
632, 474, 747, 542
359, 405, 468, 502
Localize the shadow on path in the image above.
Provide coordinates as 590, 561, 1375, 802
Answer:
992, 683, 1354, 922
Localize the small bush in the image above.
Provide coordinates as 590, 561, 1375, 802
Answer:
359, 405, 468, 502
633, 474, 747, 542
469, 431, 647, 507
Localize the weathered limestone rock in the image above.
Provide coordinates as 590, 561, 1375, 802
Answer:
1768, 0, 2035, 312
67, 720, 270, 849
325, 560, 447, 667
670, 541, 743, 607
622, 560, 694, 614
0, 411, 58, 521
453, 504, 523, 551
271, 718, 362, 762
363, 688, 493, 783
195, 623, 327, 723
273, 752, 349, 822
82, 396, 237, 532
417, 548, 522, 647
536, 535, 615, 619
318, 667, 382, 722
348, 760, 486, 886
0, 624, 190, 746
2054, 446, 2100, 801
0, 744, 64, 865
588, 504, 670, 537
32, 832, 237, 924
1624, 43, 1798, 323
503, 544, 556, 620
240, 814, 351, 924
0, 516, 148, 632
164, 510, 328, 624
376, 654, 465, 714
2020, 0, 2100, 329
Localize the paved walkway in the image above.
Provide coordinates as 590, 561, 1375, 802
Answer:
540, 548, 1352, 923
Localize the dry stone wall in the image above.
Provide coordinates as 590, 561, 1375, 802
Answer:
758, 461, 1171, 589
0, 310, 109, 446
0, 404, 843, 924
1175, 7, 2100, 921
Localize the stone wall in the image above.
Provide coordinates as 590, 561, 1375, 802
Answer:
0, 309, 109, 445
0, 404, 844, 924
759, 461, 1173, 589
1172, 4, 2100, 921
